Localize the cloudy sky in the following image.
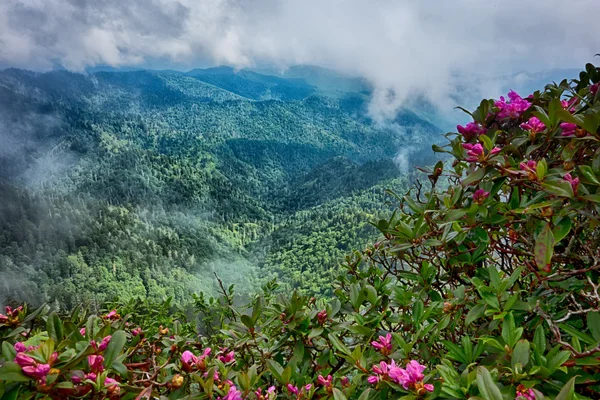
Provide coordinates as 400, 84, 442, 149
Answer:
1, 0, 599, 114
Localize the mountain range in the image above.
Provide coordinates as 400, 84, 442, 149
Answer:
0, 64, 573, 307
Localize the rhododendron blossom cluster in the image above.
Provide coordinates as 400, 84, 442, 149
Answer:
369, 360, 433, 394
494, 90, 531, 119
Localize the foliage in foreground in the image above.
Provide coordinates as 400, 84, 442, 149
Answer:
2, 65, 600, 399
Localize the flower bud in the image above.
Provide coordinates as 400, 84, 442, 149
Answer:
171, 374, 184, 389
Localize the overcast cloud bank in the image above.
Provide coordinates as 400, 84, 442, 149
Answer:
1, 0, 599, 116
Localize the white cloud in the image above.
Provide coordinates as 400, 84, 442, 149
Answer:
1, 0, 599, 116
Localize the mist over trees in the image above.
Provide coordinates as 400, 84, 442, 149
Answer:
0, 66, 440, 308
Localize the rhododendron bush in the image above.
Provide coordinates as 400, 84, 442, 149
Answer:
2, 64, 600, 399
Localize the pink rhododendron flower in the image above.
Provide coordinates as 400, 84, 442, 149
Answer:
15, 353, 51, 382
372, 360, 390, 376
520, 160, 538, 180
369, 360, 391, 384
181, 350, 199, 371
87, 355, 104, 373
317, 374, 333, 387
371, 333, 392, 356
564, 173, 580, 194
560, 122, 577, 137
91, 335, 111, 352
473, 189, 490, 205
516, 385, 536, 400
457, 122, 486, 141
462, 144, 500, 162
71, 372, 83, 384
131, 327, 142, 336
79, 327, 86, 336
203, 369, 220, 382
287, 384, 299, 395
494, 90, 531, 119
341, 376, 350, 387
317, 310, 328, 325
195, 347, 211, 370
6, 306, 23, 315
85, 372, 97, 381
255, 386, 276, 399
14, 342, 26, 353
561, 98, 578, 113
104, 309, 120, 320
405, 360, 426, 382
463, 143, 484, 162
221, 385, 243, 400
104, 377, 118, 387
14, 353, 36, 368
99, 335, 112, 351
520, 116, 546, 134
371, 359, 433, 394
591, 82, 599, 96
218, 350, 235, 363
23, 363, 51, 380
0, 306, 22, 324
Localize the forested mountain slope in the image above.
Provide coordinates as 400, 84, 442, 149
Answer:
0, 66, 442, 307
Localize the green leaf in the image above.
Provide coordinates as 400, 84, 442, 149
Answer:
2, 342, 17, 362
559, 323, 597, 345
364, 284, 378, 304
533, 106, 550, 127
0, 362, 32, 382
46, 312, 64, 343
267, 360, 284, 383
0, 385, 20, 400
476, 366, 503, 400
548, 97, 562, 126
546, 350, 571, 373
466, 303, 486, 325
536, 158, 548, 181
173, 320, 182, 335
588, 312, 600, 341
479, 135, 493, 152
309, 327, 324, 339
432, 144, 450, 154
583, 112, 600, 134
455, 106, 474, 117
328, 333, 351, 355
534, 223, 554, 270
413, 300, 424, 324
462, 167, 486, 186
553, 217, 572, 243
104, 330, 126, 367
502, 313, 523, 348
533, 325, 546, 354
541, 181, 574, 198
579, 165, 600, 185
240, 314, 254, 329
332, 388, 348, 400
442, 340, 468, 364
511, 340, 530, 368
555, 376, 576, 400
85, 315, 99, 340
583, 194, 600, 202
556, 108, 578, 125
357, 388, 373, 400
